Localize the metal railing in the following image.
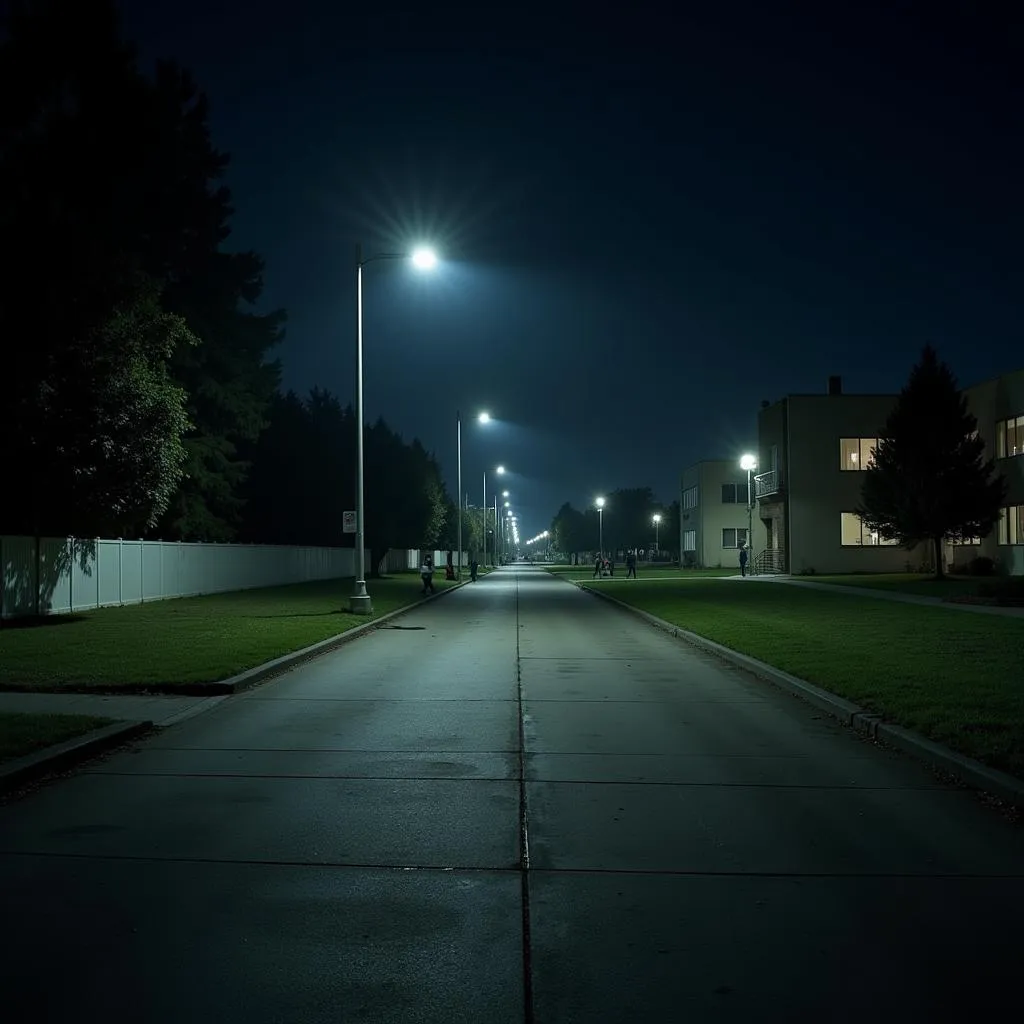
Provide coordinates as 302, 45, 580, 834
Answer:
753, 547, 786, 574
754, 469, 780, 498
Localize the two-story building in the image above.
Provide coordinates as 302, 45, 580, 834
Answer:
752, 371, 1024, 575
679, 460, 767, 570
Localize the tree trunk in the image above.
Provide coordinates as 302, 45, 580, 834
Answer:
932, 536, 945, 580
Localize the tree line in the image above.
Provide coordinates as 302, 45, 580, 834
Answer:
0, 0, 452, 564
549, 488, 680, 561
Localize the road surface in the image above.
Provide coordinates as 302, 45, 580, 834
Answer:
1, 567, 1022, 1021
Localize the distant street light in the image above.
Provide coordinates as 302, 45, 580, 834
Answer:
740, 453, 757, 571
483, 465, 506, 567
652, 512, 662, 553
351, 242, 437, 615
595, 496, 606, 557
457, 410, 492, 579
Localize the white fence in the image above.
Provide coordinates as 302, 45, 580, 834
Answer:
0, 536, 366, 619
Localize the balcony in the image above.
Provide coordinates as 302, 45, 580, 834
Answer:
754, 469, 780, 498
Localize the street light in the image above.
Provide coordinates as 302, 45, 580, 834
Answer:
740, 453, 757, 572
457, 410, 492, 580
483, 465, 506, 567
351, 242, 438, 615
595, 496, 606, 557
652, 513, 662, 553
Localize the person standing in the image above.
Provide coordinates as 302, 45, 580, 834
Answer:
739, 543, 749, 577
593, 555, 602, 578
626, 550, 637, 578
420, 555, 435, 594
470, 557, 479, 582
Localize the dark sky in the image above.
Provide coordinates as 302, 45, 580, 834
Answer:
119, 0, 1021, 540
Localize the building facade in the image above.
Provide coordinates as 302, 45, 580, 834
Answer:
753, 371, 1024, 575
679, 460, 766, 570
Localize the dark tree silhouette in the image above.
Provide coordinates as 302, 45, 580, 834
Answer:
857, 345, 1006, 578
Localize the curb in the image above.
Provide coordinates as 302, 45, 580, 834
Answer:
574, 579, 1024, 810
205, 578, 473, 695
0, 720, 153, 794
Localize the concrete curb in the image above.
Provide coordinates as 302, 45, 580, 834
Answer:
208, 578, 472, 695
574, 579, 1024, 810
0, 720, 153, 794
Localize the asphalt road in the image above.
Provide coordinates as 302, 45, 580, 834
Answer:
1, 566, 1023, 1022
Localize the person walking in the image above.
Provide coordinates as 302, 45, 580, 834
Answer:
420, 555, 435, 594
626, 550, 637, 578
593, 554, 602, 578
470, 557, 479, 582
739, 543, 749, 578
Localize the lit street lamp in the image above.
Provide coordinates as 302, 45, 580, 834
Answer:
351, 243, 437, 615
652, 513, 662, 554
595, 496, 606, 557
457, 410, 491, 580
740, 453, 757, 573
483, 465, 505, 567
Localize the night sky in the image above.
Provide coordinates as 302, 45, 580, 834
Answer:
119, 1, 1021, 540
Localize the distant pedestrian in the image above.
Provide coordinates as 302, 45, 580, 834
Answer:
420, 556, 435, 594
626, 550, 637, 578
739, 544, 749, 577
470, 558, 479, 582
593, 555, 602, 578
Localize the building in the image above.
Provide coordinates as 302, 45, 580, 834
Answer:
679, 460, 767, 570
753, 371, 1024, 575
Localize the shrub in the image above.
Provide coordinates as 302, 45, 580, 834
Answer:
968, 556, 997, 577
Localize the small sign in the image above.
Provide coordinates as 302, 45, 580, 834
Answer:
343, 511, 357, 534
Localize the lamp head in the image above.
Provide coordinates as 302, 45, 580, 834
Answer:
411, 246, 438, 270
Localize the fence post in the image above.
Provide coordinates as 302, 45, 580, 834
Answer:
118, 538, 123, 606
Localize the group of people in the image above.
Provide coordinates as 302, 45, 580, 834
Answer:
419, 554, 481, 594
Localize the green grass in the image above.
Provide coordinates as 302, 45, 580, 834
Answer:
0, 712, 116, 763
807, 573, 992, 600
0, 575, 457, 693
583, 577, 1024, 777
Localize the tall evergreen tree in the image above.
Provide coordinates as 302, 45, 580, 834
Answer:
857, 345, 1006, 578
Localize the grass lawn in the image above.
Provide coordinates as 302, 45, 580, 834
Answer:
807, 573, 993, 600
583, 577, 1024, 777
0, 712, 116, 763
0, 575, 457, 694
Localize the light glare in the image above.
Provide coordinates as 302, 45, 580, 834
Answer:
411, 246, 438, 270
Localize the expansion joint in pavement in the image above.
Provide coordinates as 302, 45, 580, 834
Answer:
514, 569, 535, 1024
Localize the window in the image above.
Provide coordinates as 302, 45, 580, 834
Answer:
840, 438, 878, 471
996, 415, 1024, 458
998, 506, 1024, 545
682, 486, 698, 510
721, 483, 738, 503
840, 512, 899, 546
683, 530, 696, 552
722, 528, 748, 548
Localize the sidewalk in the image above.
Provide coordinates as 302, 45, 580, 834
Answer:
729, 573, 1024, 618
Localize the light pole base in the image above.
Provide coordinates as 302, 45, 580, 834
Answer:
348, 583, 373, 616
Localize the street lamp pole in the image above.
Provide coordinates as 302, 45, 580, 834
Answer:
595, 496, 605, 557
351, 243, 371, 615
653, 513, 661, 553
740, 453, 757, 575
456, 411, 462, 580
350, 243, 437, 615
482, 471, 487, 568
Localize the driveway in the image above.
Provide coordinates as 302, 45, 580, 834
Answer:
1, 567, 1021, 1021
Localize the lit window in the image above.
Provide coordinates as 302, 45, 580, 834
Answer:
683, 530, 696, 552
997, 415, 1023, 458
998, 506, 1023, 545
840, 438, 878, 470
841, 512, 899, 546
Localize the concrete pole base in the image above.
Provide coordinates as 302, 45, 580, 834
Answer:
348, 594, 373, 616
